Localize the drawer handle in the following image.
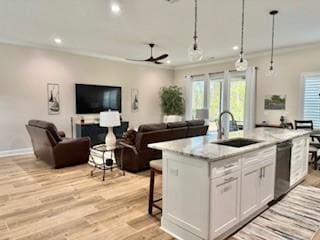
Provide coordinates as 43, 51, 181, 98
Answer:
224, 164, 235, 169
224, 177, 235, 183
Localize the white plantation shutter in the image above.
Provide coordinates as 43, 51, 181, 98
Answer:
303, 76, 320, 128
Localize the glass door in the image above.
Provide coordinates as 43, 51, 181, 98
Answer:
229, 72, 246, 131
188, 69, 253, 133
209, 77, 223, 131
191, 80, 205, 119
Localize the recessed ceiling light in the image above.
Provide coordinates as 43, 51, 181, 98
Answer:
166, 60, 171, 64
54, 38, 62, 44
233, 45, 239, 51
111, 3, 121, 14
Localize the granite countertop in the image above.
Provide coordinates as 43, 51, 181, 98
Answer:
148, 127, 311, 162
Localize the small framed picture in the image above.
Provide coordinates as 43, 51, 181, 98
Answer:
131, 89, 139, 112
47, 83, 60, 115
264, 95, 286, 110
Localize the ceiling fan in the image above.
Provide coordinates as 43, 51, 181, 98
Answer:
127, 43, 169, 64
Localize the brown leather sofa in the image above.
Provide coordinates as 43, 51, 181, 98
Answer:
26, 120, 90, 168
115, 120, 208, 172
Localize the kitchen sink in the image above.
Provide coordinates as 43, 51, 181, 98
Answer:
214, 138, 261, 148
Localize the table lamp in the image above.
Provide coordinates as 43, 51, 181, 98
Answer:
100, 111, 121, 149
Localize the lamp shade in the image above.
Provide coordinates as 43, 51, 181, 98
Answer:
99, 111, 120, 127
196, 108, 209, 120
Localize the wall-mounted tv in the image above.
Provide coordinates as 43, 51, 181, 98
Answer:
75, 84, 122, 114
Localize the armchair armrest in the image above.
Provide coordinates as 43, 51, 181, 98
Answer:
53, 137, 90, 168
57, 131, 66, 138
119, 141, 138, 155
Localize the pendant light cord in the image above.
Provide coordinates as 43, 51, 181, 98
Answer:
270, 14, 275, 65
193, 0, 198, 48
240, 0, 245, 58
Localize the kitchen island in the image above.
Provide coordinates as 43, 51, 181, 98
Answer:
149, 127, 310, 240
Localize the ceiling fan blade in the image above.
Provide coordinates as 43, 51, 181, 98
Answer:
154, 54, 168, 61
126, 58, 148, 62
154, 61, 163, 65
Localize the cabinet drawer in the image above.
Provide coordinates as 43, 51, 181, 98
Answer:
210, 157, 241, 179
242, 151, 261, 167
259, 146, 276, 161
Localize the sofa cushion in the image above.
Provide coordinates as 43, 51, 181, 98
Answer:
186, 120, 205, 126
138, 123, 167, 132
167, 121, 187, 129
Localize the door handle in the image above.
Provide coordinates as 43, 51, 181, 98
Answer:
259, 168, 263, 178
263, 167, 266, 177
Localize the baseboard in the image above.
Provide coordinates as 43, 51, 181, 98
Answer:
0, 148, 33, 158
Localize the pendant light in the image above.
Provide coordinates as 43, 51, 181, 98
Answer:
235, 0, 248, 71
188, 0, 203, 62
268, 10, 279, 76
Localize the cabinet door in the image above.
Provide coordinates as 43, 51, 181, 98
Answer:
301, 138, 309, 177
240, 164, 260, 220
211, 171, 241, 238
259, 159, 276, 206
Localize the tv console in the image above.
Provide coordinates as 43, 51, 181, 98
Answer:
75, 121, 129, 146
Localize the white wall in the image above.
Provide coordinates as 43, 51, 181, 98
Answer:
174, 44, 320, 126
0, 43, 174, 152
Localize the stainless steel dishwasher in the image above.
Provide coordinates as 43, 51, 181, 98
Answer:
274, 140, 292, 200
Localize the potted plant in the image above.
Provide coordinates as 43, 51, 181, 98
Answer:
160, 85, 185, 123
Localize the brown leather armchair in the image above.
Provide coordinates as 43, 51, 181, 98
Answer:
26, 120, 90, 168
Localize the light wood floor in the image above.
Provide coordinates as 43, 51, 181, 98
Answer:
0, 155, 319, 240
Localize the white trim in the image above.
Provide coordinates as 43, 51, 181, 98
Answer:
175, 42, 320, 70
0, 148, 33, 158
0, 39, 174, 70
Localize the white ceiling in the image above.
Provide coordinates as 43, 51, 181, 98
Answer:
0, 0, 320, 67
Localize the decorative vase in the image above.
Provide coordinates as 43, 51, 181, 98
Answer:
163, 115, 182, 123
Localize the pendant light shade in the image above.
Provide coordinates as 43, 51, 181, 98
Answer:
235, 0, 248, 71
267, 10, 279, 76
188, 0, 203, 62
235, 58, 248, 71
188, 44, 203, 62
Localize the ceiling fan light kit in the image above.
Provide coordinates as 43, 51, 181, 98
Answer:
235, 0, 248, 71
188, 0, 204, 62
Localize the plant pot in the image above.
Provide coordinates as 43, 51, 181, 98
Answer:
163, 115, 182, 123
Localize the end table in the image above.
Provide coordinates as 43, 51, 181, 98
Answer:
89, 144, 125, 181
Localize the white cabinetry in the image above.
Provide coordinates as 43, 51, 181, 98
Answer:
210, 146, 276, 239
240, 149, 276, 220
290, 137, 309, 186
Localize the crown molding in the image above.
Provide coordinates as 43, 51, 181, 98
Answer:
174, 41, 320, 71
0, 39, 174, 70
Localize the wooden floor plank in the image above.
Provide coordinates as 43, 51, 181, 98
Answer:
0, 155, 319, 240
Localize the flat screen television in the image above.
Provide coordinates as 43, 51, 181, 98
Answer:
75, 84, 122, 114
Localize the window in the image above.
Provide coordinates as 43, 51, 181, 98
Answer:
229, 73, 246, 130
188, 68, 256, 132
209, 76, 223, 131
303, 74, 320, 128
191, 79, 205, 119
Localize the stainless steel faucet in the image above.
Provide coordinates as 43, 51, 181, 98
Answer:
218, 111, 238, 139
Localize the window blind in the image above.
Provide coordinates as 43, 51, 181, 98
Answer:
303, 76, 320, 128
